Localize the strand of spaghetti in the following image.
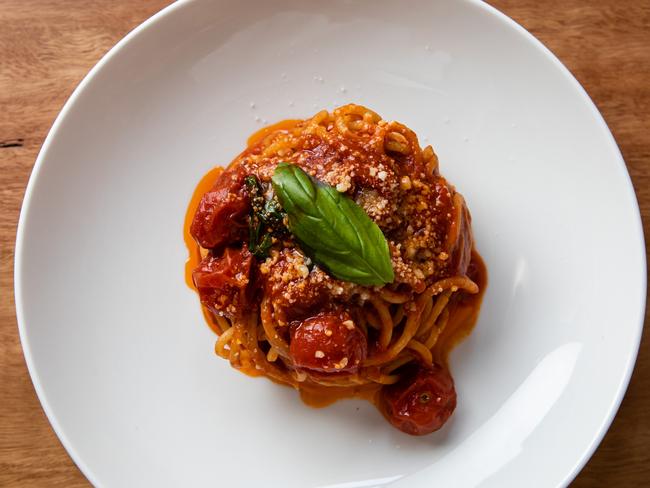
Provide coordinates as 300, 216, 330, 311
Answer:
239, 349, 254, 371
334, 106, 378, 138
244, 312, 296, 385
214, 327, 234, 358
363, 308, 382, 330
384, 121, 422, 164
349, 119, 365, 131
366, 371, 400, 385
292, 370, 308, 382
258, 353, 296, 386
260, 296, 290, 358
310, 110, 329, 126
273, 303, 289, 329
363, 110, 380, 125
382, 353, 414, 374
215, 314, 231, 333
266, 347, 279, 362
307, 374, 368, 387
378, 288, 410, 304
421, 298, 433, 320
364, 290, 433, 366
305, 110, 330, 137
428, 152, 440, 175
384, 131, 410, 154
426, 307, 451, 349
422, 144, 439, 174
407, 339, 433, 365
415, 298, 435, 339
259, 132, 279, 150
352, 309, 369, 337
429, 276, 479, 295
335, 114, 355, 137
392, 304, 406, 327
244, 313, 258, 351
256, 323, 267, 343
255, 355, 296, 387
416, 293, 447, 342
365, 364, 402, 385
370, 297, 394, 350
247, 312, 296, 386
421, 290, 452, 347
262, 135, 293, 158
228, 328, 242, 367
422, 145, 434, 162
242, 314, 262, 372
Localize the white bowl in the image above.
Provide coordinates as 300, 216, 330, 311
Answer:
15, 0, 646, 486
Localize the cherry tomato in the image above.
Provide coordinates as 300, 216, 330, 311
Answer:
290, 311, 367, 374
380, 363, 456, 435
192, 245, 252, 319
262, 249, 329, 322
190, 167, 249, 249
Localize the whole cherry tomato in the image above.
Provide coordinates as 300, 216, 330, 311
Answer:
290, 311, 366, 374
380, 363, 456, 435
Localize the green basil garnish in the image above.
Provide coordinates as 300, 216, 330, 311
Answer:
271, 163, 394, 286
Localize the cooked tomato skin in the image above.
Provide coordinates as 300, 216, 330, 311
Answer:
449, 202, 473, 277
190, 167, 249, 249
380, 363, 457, 435
192, 245, 253, 319
290, 311, 367, 374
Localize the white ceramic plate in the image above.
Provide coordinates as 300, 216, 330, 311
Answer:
15, 1, 646, 486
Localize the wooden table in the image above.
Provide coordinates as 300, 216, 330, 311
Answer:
1, 1, 648, 485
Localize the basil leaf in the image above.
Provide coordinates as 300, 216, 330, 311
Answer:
245, 174, 288, 259
271, 163, 394, 286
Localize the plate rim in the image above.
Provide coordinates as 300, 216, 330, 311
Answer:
13, 0, 647, 486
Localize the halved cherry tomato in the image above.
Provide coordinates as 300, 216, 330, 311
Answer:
192, 245, 252, 319
190, 167, 249, 249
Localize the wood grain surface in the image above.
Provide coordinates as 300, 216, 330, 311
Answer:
1, 1, 648, 486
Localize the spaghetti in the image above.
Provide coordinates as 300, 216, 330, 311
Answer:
185, 105, 486, 435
